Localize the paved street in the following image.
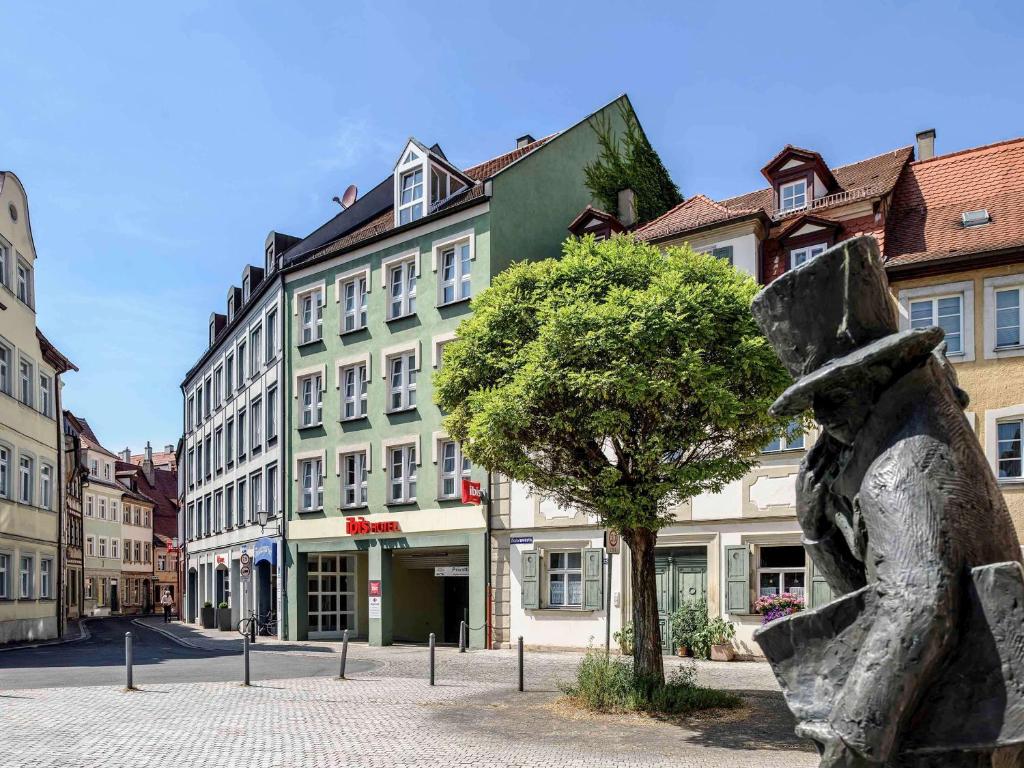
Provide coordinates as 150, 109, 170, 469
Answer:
0, 617, 376, 689
0, 617, 815, 767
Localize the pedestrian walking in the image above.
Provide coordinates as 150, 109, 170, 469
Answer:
160, 589, 174, 623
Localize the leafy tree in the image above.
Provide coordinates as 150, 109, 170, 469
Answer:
435, 235, 790, 684
583, 102, 682, 225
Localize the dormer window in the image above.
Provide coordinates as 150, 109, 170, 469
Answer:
228, 295, 235, 321
399, 168, 424, 225
242, 275, 251, 301
779, 180, 807, 212
209, 320, 216, 346
266, 244, 275, 273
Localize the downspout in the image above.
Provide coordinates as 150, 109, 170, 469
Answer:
179, 379, 187, 623
278, 268, 287, 640
55, 383, 64, 638
485, 472, 492, 649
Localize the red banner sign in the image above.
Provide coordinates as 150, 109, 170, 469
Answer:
368, 580, 381, 597
461, 479, 482, 504
345, 516, 400, 535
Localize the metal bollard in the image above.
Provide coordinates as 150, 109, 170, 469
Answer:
518, 635, 524, 692
429, 632, 436, 686
125, 632, 135, 691
338, 629, 349, 679
459, 620, 466, 653
243, 636, 251, 686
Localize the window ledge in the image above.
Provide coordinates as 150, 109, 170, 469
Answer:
340, 415, 369, 424
437, 296, 471, 309
297, 337, 324, 349
297, 423, 324, 432
298, 507, 324, 515
525, 607, 594, 614
385, 406, 418, 416
339, 326, 368, 338
386, 312, 417, 324
998, 478, 1024, 486
385, 501, 417, 507
994, 344, 1024, 352
338, 504, 369, 512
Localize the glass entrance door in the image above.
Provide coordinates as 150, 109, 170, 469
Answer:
307, 554, 356, 639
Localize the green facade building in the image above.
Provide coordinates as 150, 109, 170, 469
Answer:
279, 96, 640, 647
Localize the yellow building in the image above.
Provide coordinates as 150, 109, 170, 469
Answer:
0, 171, 76, 643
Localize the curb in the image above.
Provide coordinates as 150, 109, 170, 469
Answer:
0, 617, 91, 652
130, 618, 211, 651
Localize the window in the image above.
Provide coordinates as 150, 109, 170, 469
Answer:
243, 275, 251, 301
225, 420, 234, 466
39, 374, 52, 417
204, 435, 212, 477
187, 449, 195, 486
791, 243, 827, 268
85, 495, 93, 517
250, 325, 261, 373
18, 455, 32, 504
237, 409, 247, 459
251, 397, 262, 451
0, 342, 9, 394
0, 239, 7, 287
225, 353, 234, 394
439, 241, 472, 304
398, 167, 424, 225
266, 464, 277, 516
86, 536, 95, 556
266, 309, 277, 359
214, 427, 223, 472
300, 458, 323, 511
758, 545, 806, 598
204, 375, 212, 416
388, 445, 417, 503
779, 179, 807, 212
910, 295, 963, 355
90, 459, 97, 476
144, 543, 151, 564
214, 491, 223, 531
387, 353, 417, 411
111, 538, 119, 560
20, 555, 33, 598
158, 554, 166, 572
299, 374, 323, 427
998, 419, 1022, 479
103, 462, 111, 480
187, 395, 195, 431
134, 541, 141, 564
99, 497, 106, 520
134, 504, 140, 525
98, 537, 107, 558
250, 471, 262, 521
237, 341, 246, 386
548, 552, 582, 607
225, 484, 234, 528
996, 288, 1022, 348
237, 479, 247, 523
19, 357, 33, 407
85, 578, 93, 600
0, 445, 8, 498
39, 559, 52, 598
16, 260, 31, 306
213, 366, 222, 406
265, 385, 278, 440
0, 553, 8, 598
763, 419, 805, 452
342, 364, 368, 420
387, 259, 417, 319
300, 290, 324, 344
39, 464, 52, 510
342, 276, 368, 333
440, 441, 471, 499
203, 496, 212, 535
186, 503, 194, 539
342, 452, 368, 508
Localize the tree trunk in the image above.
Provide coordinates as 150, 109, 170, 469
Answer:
623, 526, 664, 685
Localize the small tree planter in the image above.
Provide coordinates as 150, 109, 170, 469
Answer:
676, 645, 690, 657
710, 643, 736, 662
217, 606, 233, 631
200, 604, 215, 629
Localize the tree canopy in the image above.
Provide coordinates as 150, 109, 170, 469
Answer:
434, 235, 792, 534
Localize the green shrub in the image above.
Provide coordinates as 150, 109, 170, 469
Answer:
669, 599, 708, 651
612, 622, 634, 654
560, 650, 741, 715
218, 601, 229, 610
203, 601, 212, 609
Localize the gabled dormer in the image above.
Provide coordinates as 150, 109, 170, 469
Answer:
226, 286, 242, 322
208, 312, 226, 347
393, 139, 472, 227
264, 231, 300, 274
761, 146, 840, 215
241, 264, 265, 303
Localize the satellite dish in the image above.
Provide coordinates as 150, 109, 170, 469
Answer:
341, 184, 358, 209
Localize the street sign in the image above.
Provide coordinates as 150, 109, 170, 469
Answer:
434, 566, 469, 577
240, 552, 252, 567
368, 580, 382, 619
241, 563, 251, 580
604, 530, 620, 555
510, 536, 533, 545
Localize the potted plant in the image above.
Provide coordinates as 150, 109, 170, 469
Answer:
706, 616, 737, 661
670, 599, 707, 657
217, 601, 232, 631
754, 592, 805, 624
200, 601, 215, 629
612, 622, 634, 655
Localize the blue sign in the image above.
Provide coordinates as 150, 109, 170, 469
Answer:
510, 536, 534, 545
254, 537, 277, 566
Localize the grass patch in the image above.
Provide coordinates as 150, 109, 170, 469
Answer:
559, 650, 742, 716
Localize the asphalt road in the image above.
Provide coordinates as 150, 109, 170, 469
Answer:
0, 617, 378, 689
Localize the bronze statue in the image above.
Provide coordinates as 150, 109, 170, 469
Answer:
751, 236, 1024, 768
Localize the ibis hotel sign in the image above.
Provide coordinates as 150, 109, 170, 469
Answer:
345, 516, 401, 535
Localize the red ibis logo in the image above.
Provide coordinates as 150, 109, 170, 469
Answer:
345, 516, 400, 535
461, 479, 482, 504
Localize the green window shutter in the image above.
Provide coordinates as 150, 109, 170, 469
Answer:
582, 547, 604, 611
521, 550, 540, 610
713, 245, 734, 265
724, 545, 750, 614
808, 557, 834, 609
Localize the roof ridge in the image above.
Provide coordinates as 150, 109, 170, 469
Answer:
828, 145, 913, 172
912, 136, 1024, 167
462, 133, 558, 177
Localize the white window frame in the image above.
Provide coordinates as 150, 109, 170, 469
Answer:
432, 232, 475, 306
39, 463, 52, 510
438, 440, 471, 500
19, 554, 34, 599
341, 451, 369, 509
341, 362, 368, 421
790, 242, 827, 268
763, 419, 805, 453
547, 551, 583, 608
983, 275, 1024, 359
779, 179, 807, 212
266, 385, 277, 441
336, 266, 370, 334
0, 338, 11, 395
296, 285, 325, 345
86, 536, 95, 557
16, 257, 32, 307
0, 444, 9, 499
381, 251, 418, 320
297, 370, 324, 428
18, 454, 33, 505
0, 552, 9, 598
297, 453, 325, 512
19, 356, 33, 408
0, 236, 8, 288
382, 345, 419, 412
756, 544, 807, 600
398, 166, 424, 225
898, 281, 976, 362
39, 373, 52, 417
251, 396, 262, 450
985, 405, 1024, 484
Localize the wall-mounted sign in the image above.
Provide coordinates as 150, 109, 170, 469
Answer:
368, 579, 382, 619
345, 516, 401, 535
216, 555, 226, 565
368, 580, 381, 597
604, 530, 620, 555
461, 479, 482, 504
510, 536, 534, 545
434, 566, 469, 578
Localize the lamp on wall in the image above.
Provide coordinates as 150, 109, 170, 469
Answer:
255, 505, 280, 536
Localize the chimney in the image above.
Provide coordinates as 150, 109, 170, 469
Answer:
164, 444, 173, 454
916, 129, 936, 161
120, 448, 132, 462
142, 441, 155, 484
516, 134, 535, 149
617, 188, 637, 227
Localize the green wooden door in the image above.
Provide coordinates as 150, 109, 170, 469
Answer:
655, 555, 672, 652
655, 548, 708, 652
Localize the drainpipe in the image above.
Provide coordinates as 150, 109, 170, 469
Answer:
55, 384, 64, 638
277, 268, 288, 640
485, 472, 493, 649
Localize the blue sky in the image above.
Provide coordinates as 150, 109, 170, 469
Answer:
2, 0, 1022, 452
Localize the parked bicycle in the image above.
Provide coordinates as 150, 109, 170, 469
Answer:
237, 609, 277, 638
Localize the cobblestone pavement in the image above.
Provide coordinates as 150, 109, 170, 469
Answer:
0, 619, 816, 767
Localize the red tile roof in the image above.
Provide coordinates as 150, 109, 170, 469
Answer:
130, 451, 178, 471
635, 147, 913, 245
463, 135, 555, 181
885, 137, 1024, 267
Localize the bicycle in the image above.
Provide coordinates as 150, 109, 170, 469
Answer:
237, 609, 277, 637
